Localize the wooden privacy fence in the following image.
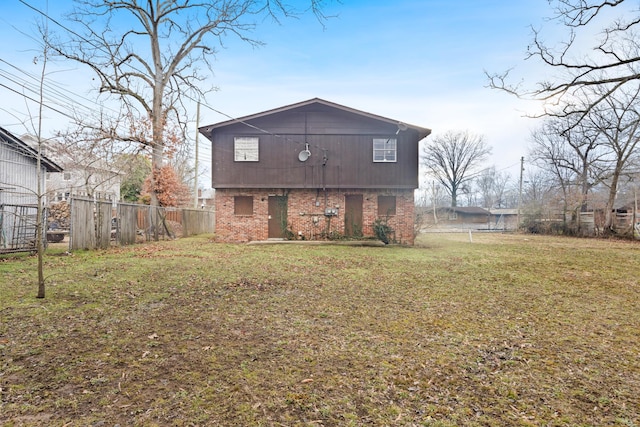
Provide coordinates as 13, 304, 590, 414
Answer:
70, 197, 113, 251
182, 208, 216, 237
69, 197, 215, 250
579, 211, 638, 236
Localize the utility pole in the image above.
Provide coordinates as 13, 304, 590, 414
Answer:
193, 101, 200, 209
517, 156, 524, 230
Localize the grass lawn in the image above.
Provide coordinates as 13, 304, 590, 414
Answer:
1, 233, 639, 426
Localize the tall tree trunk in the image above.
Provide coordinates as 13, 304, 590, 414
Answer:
580, 167, 590, 213
603, 168, 622, 235
148, 77, 165, 240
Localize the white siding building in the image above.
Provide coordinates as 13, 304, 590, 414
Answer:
0, 127, 62, 206
1, 127, 63, 251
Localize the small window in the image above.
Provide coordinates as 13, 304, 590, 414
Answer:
234, 137, 259, 162
373, 138, 396, 162
234, 196, 253, 215
63, 172, 72, 181
378, 195, 396, 216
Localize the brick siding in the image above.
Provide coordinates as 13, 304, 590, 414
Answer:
215, 188, 415, 244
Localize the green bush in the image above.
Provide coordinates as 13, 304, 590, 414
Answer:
373, 218, 394, 244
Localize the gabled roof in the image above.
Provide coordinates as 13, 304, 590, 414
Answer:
0, 127, 63, 172
200, 97, 432, 140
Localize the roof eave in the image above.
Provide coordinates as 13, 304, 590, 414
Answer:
0, 127, 64, 172
199, 98, 432, 139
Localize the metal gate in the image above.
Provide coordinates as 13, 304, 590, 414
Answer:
0, 204, 41, 253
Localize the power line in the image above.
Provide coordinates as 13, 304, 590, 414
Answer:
9, 0, 420, 169
0, 81, 75, 120
17, 0, 102, 51
12, 1, 318, 149
0, 58, 123, 118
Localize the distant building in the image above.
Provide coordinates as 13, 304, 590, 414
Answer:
197, 188, 215, 209
422, 206, 518, 232
20, 134, 122, 204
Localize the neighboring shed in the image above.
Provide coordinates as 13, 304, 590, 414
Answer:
426, 206, 492, 231
0, 127, 62, 206
1, 127, 62, 252
488, 208, 519, 231
200, 98, 431, 244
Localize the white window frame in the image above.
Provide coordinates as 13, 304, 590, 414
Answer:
234, 136, 259, 162
373, 138, 397, 162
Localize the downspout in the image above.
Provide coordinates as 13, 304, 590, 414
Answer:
322, 149, 328, 209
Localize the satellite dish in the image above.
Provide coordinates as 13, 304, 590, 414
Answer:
298, 142, 311, 162
396, 122, 409, 134
298, 149, 311, 162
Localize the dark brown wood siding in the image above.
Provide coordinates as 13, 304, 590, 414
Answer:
207, 109, 420, 189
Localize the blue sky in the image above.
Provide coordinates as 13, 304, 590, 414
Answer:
1, 0, 562, 184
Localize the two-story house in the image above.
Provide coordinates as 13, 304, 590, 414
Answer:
200, 98, 431, 244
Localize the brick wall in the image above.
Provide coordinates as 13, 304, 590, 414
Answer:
215, 188, 416, 244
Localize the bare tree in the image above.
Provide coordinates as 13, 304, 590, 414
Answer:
48, 120, 139, 200
521, 169, 556, 208
422, 131, 492, 207
585, 85, 640, 233
34, 22, 53, 298
494, 171, 512, 209
529, 114, 607, 225
35, 47, 47, 298
487, 0, 640, 124
475, 166, 511, 209
48, 0, 332, 206
1, 15, 59, 298
475, 169, 494, 209
517, 168, 567, 232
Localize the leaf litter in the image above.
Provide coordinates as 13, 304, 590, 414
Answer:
0, 233, 639, 426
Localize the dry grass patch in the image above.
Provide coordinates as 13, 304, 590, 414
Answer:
1, 233, 639, 426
